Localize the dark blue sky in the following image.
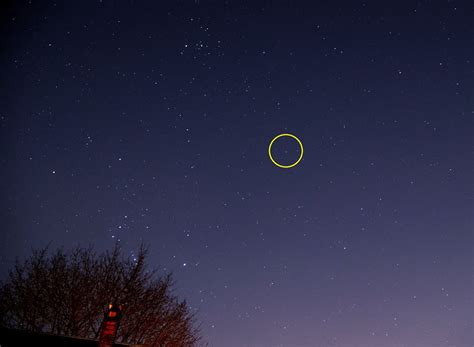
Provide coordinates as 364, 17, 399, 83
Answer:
1, 1, 472, 346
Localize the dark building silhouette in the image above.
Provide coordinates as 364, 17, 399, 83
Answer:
0, 327, 145, 347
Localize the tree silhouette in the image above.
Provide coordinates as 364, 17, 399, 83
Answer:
0, 244, 203, 346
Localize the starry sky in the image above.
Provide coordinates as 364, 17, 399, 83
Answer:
0, 1, 473, 346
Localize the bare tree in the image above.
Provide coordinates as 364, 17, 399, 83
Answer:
0, 244, 203, 346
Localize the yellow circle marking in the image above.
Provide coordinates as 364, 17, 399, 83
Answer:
268, 133, 304, 169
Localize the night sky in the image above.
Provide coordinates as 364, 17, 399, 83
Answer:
1, 1, 473, 346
